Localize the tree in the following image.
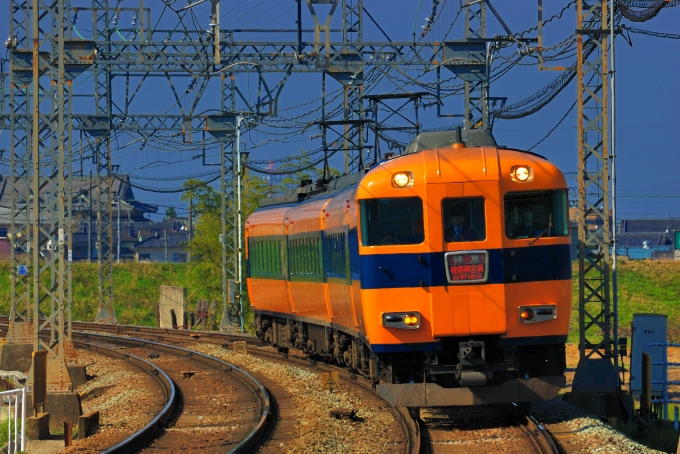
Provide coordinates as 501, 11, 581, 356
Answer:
164, 206, 178, 219
179, 159, 337, 331
270, 153, 341, 196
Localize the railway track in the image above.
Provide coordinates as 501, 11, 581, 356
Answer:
417, 404, 560, 454
1, 318, 572, 453
68, 319, 421, 453
0, 322, 271, 453
76, 333, 271, 453
0, 318, 418, 453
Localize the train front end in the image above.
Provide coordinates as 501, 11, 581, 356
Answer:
358, 131, 571, 407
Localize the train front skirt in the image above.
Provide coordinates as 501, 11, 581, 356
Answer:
377, 376, 566, 407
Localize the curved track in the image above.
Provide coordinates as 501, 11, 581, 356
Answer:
70, 320, 420, 453
73, 339, 178, 453
129, 331, 419, 453
76, 332, 271, 453
0, 317, 428, 454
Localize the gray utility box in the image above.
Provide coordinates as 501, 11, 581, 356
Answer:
630, 313, 667, 397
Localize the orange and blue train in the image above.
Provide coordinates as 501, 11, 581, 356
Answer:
245, 129, 570, 407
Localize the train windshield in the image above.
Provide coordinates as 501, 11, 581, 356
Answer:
360, 197, 424, 246
504, 190, 569, 239
442, 197, 486, 242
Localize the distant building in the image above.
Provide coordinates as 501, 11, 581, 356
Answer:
568, 207, 613, 230
614, 218, 678, 260
0, 174, 158, 226
135, 231, 190, 263
0, 174, 196, 262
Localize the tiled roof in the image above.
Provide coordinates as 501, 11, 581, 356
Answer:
620, 219, 680, 234
0, 175, 158, 215
135, 231, 190, 249
132, 220, 187, 231
71, 232, 138, 243
616, 233, 672, 248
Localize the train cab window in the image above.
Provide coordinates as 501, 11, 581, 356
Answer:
359, 197, 424, 246
442, 197, 486, 242
504, 190, 569, 239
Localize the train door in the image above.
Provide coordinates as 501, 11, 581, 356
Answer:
427, 181, 506, 337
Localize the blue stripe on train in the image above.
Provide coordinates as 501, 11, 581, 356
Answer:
359, 244, 571, 289
371, 341, 442, 353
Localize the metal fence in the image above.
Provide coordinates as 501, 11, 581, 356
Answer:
1, 388, 26, 454
644, 342, 680, 421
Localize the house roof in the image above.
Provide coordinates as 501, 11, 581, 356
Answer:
0, 174, 158, 217
616, 233, 672, 248
620, 219, 680, 234
132, 220, 187, 231
135, 231, 190, 249
71, 231, 139, 243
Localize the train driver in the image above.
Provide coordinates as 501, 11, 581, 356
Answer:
444, 203, 478, 242
513, 202, 547, 238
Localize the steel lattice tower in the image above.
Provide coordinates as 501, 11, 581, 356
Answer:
567, 0, 621, 416
464, 0, 488, 130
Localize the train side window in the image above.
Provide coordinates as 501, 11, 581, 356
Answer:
442, 197, 486, 242
250, 240, 283, 277
504, 190, 569, 239
359, 197, 424, 246
324, 232, 347, 277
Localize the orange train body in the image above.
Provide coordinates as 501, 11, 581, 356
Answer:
246, 130, 571, 407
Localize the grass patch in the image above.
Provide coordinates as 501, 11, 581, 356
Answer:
0, 418, 6, 446
0, 261, 250, 328
0, 259, 677, 337
569, 260, 680, 344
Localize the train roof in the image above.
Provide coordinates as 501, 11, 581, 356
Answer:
404, 129, 497, 153
258, 171, 366, 208
258, 129, 548, 209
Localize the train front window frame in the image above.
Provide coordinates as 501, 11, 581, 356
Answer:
442, 197, 486, 243
359, 197, 424, 246
504, 190, 569, 239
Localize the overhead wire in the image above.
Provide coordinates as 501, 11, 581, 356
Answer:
72, 0, 619, 194
621, 24, 680, 39
528, 101, 576, 151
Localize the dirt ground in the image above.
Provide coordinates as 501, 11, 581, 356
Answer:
564, 343, 680, 401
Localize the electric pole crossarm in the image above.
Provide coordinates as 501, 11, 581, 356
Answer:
86, 40, 447, 72
0, 114, 206, 131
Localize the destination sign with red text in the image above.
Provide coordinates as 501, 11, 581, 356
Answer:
445, 251, 488, 283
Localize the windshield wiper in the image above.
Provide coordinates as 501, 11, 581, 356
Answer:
528, 214, 552, 246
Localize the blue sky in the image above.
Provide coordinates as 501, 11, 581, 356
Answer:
0, 1, 678, 220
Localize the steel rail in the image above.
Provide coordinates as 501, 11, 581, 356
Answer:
415, 403, 560, 454
77, 322, 420, 453
499, 404, 561, 454
69, 340, 177, 454
0, 320, 272, 453
74, 332, 272, 454
525, 414, 560, 454
0, 316, 419, 453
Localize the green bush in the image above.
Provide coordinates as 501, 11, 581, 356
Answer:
0, 261, 251, 328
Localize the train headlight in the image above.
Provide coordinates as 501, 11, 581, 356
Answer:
383, 312, 420, 329
511, 165, 534, 183
392, 171, 414, 188
518, 305, 556, 323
